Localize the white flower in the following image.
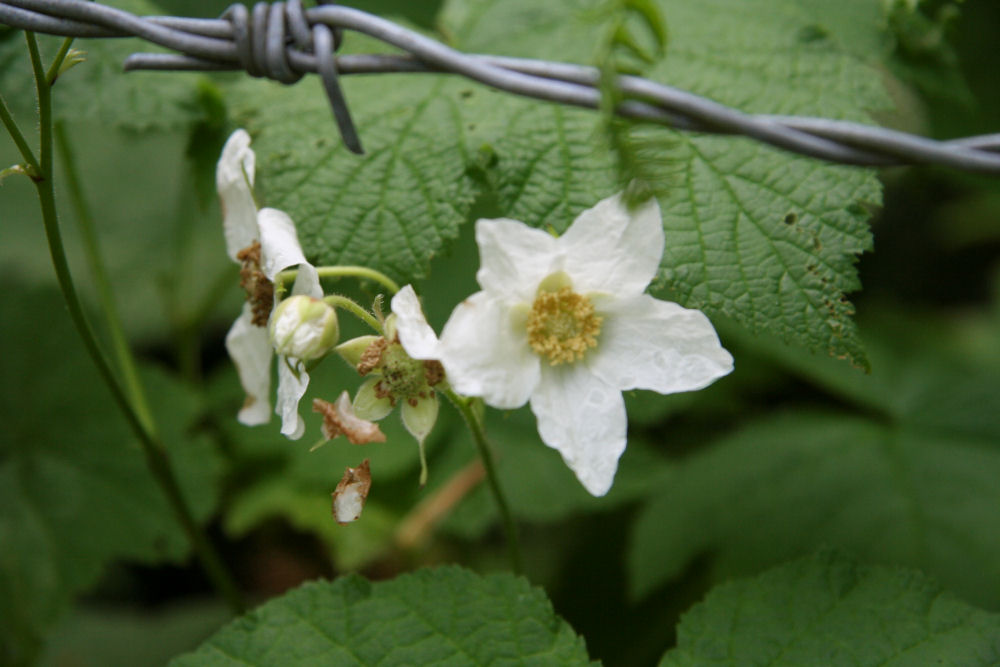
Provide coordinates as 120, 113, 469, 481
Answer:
395, 194, 733, 496
218, 129, 323, 440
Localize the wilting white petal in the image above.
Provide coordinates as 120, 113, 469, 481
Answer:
276, 357, 310, 440
588, 294, 734, 393
438, 292, 539, 409
391, 285, 440, 359
258, 208, 310, 282
560, 193, 664, 296
332, 460, 371, 525
529, 364, 627, 497
475, 218, 562, 302
225, 304, 272, 426
313, 392, 386, 444
217, 129, 258, 261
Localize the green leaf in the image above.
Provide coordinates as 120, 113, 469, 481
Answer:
441, 0, 890, 366
627, 327, 1000, 607
227, 53, 614, 285
0, 0, 207, 131
171, 567, 593, 666
625, 0, 669, 53
230, 0, 892, 362
661, 550, 1000, 666
0, 285, 221, 666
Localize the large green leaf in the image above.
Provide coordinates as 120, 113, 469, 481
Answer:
628, 325, 1000, 607
0, 285, 221, 666
441, 0, 890, 367
231, 0, 891, 363
171, 567, 593, 666
227, 52, 612, 285
661, 550, 1000, 666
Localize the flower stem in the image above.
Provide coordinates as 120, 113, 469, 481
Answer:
279, 265, 401, 295
21, 32, 245, 615
324, 293, 383, 332
445, 390, 523, 574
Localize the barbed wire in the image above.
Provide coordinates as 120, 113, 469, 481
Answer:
3, 0, 1000, 172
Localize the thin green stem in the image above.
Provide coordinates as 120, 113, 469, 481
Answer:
24, 34, 47, 169
45, 37, 75, 85
0, 93, 41, 175
324, 293, 383, 332
55, 120, 157, 435
23, 32, 244, 615
445, 390, 523, 574
279, 265, 401, 295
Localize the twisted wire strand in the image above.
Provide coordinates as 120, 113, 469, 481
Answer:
3, 0, 1000, 172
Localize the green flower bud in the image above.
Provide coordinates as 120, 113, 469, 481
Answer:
269, 295, 339, 360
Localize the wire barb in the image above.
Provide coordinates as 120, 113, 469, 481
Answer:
2, 0, 1000, 172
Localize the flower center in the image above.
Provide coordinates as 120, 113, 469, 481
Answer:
236, 240, 274, 327
377, 343, 435, 403
526, 286, 602, 365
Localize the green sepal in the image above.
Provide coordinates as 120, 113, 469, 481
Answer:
336, 335, 381, 368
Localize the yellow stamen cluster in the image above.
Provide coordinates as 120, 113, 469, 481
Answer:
526, 286, 602, 365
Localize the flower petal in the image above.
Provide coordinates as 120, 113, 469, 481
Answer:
258, 207, 309, 282
217, 130, 259, 261
560, 193, 663, 296
290, 262, 323, 299
589, 294, 733, 393
313, 392, 386, 444
529, 365, 627, 497
391, 285, 440, 359
332, 459, 371, 525
475, 218, 561, 301
224, 304, 272, 426
437, 292, 540, 409
276, 357, 310, 440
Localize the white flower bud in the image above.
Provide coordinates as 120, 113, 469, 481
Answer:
269, 295, 339, 360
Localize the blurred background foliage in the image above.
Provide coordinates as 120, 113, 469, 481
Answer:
2, 0, 1000, 665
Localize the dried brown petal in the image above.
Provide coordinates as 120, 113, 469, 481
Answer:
332, 459, 371, 525
312, 391, 387, 444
